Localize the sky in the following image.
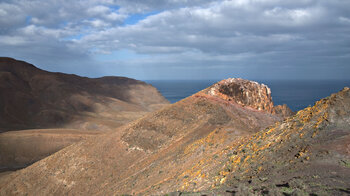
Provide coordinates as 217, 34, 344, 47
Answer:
0, 0, 350, 80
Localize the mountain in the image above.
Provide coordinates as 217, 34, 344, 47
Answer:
206, 87, 350, 195
0, 78, 293, 195
0, 57, 169, 172
0, 57, 169, 132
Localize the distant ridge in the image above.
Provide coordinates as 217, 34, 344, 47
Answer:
0, 57, 169, 132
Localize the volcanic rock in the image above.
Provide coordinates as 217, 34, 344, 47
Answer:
206, 78, 293, 118
208, 78, 274, 112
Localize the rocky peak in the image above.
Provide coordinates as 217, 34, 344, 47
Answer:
207, 78, 294, 118
208, 78, 274, 112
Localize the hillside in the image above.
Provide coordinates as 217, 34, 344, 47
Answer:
0, 57, 169, 173
0, 129, 100, 172
0, 78, 293, 195
156, 88, 350, 195
0, 57, 169, 132
209, 87, 350, 195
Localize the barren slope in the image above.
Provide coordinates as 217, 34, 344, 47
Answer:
0, 129, 100, 171
0, 57, 169, 174
0, 57, 169, 132
0, 78, 292, 195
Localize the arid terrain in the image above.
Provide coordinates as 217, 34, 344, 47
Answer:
0, 59, 349, 195
0, 58, 169, 175
0, 129, 100, 172
0, 77, 299, 195
1, 0, 348, 195
0, 57, 169, 132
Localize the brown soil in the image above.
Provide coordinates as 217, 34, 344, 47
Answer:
0, 129, 101, 170
0, 171, 13, 183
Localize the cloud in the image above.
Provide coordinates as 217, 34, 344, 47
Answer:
114, 0, 218, 14
0, 0, 350, 80
74, 0, 348, 56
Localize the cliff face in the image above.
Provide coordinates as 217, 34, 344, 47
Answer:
207, 78, 293, 118
0, 57, 169, 132
0, 78, 293, 195
208, 78, 274, 112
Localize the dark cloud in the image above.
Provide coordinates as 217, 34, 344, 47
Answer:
0, 0, 349, 80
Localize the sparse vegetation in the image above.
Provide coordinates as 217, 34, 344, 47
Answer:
340, 159, 350, 168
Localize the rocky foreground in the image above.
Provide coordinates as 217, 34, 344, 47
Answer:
176, 87, 350, 195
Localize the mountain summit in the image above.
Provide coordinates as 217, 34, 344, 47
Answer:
208, 78, 274, 111
202, 78, 293, 118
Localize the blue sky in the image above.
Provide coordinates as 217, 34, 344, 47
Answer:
124, 11, 160, 25
0, 0, 350, 80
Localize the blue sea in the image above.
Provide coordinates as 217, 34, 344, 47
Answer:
146, 80, 350, 112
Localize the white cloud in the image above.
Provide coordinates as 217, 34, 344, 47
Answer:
339, 16, 350, 24
0, 35, 28, 45
90, 19, 110, 28
87, 5, 110, 15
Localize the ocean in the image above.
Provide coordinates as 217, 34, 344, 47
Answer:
146, 80, 350, 112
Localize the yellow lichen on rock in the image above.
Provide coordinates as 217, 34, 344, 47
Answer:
183, 128, 224, 155
314, 112, 328, 129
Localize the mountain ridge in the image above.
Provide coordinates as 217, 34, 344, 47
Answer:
0, 78, 293, 195
162, 87, 350, 195
2, 61, 344, 195
0, 57, 169, 132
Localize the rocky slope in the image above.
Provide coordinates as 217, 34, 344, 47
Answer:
0, 57, 169, 132
210, 87, 350, 195
0, 78, 293, 195
0, 57, 169, 173
170, 88, 350, 195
